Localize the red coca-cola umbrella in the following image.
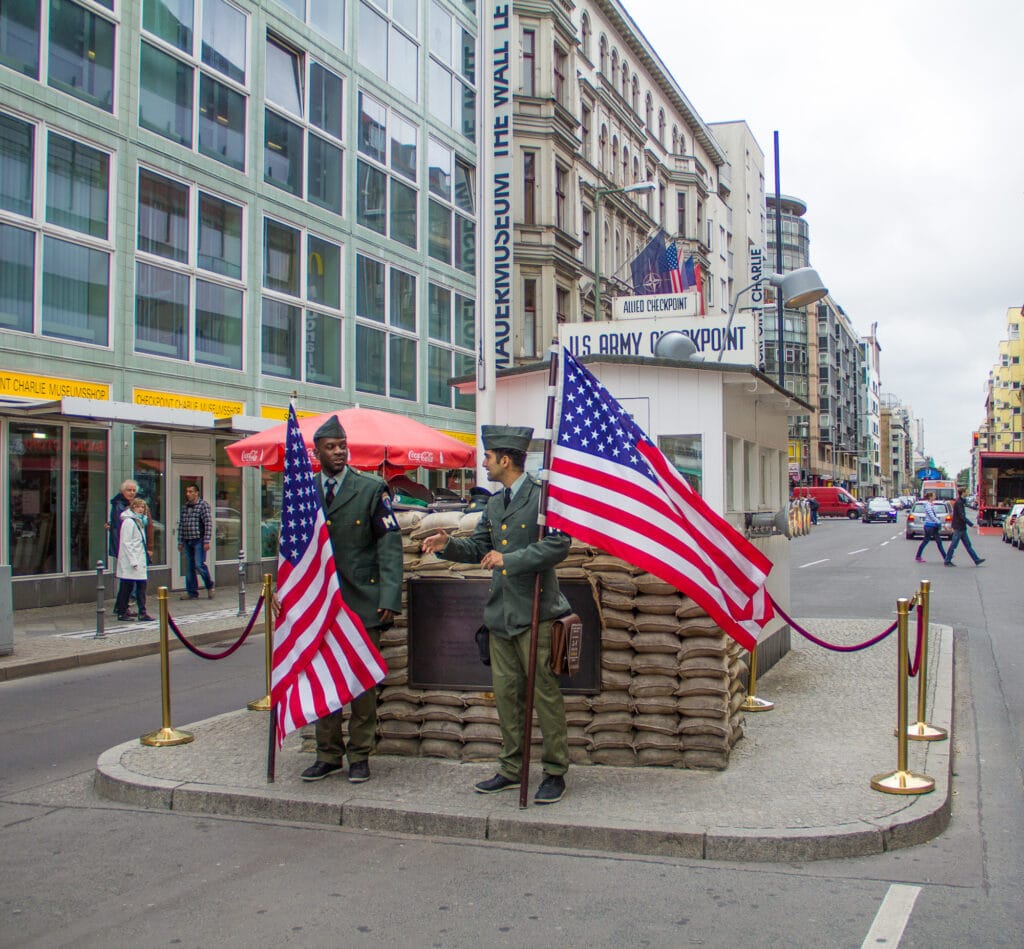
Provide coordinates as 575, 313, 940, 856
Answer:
225, 407, 476, 473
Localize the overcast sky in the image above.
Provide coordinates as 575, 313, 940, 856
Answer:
624, 0, 1023, 478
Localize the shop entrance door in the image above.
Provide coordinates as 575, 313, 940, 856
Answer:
170, 465, 215, 592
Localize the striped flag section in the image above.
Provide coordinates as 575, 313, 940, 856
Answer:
546, 349, 775, 651
271, 405, 387, 745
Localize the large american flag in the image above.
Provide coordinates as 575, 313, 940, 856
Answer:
659, 243, 686, 293
271, 406, 387, 745
546, 350, 775, 651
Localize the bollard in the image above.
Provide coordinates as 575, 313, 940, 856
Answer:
870, 598, 933, 794
94, 559, 106, 639
740, 643, 774, 712
140, 587, 195, 747
907, 580, 947, 741
237, 546, 247, 617
247, 574, 275, 712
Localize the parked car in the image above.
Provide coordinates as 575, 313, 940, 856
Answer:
1002, 502, 1024, 544
1012, 513, 1024, 549
862, 497, 897, 523
791, 486, 863, 519
905, 500, 953, 540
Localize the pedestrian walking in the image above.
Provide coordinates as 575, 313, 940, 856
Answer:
945, 487, 985, 567
915, 492, 947, 563
177, 484, 215, 599
116, 498, 154, 622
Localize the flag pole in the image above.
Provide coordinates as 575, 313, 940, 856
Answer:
518, 339, 562, 808
265, 572, 277, 782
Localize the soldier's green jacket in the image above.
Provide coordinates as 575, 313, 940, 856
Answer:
319, 467, 403, 629
441, 476, 570, 638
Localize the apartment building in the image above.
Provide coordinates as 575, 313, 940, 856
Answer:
979, 306, 1024, 452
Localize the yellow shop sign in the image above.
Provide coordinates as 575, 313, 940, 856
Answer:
0, 370, 111, 402
133, 388, 245, 417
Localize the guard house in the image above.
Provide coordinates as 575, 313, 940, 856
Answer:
455, 352, 812, 669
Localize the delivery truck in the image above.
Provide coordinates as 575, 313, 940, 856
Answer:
976, 451, 1024, 526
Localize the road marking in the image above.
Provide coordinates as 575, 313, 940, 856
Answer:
798, 559, 829, 568
61, 606, 246, 640
848, 547, 869, 555
881, 541, 889, 546
861, 884, 921, 948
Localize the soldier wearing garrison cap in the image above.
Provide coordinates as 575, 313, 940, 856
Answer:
299, 414, 403, 785
421, 424, 571, 805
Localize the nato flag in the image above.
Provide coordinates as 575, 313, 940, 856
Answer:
630, 233, 669, 295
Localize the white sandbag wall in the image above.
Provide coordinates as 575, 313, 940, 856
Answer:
371, 509, 748, 770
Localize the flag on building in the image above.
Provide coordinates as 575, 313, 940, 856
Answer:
630, 233, 668, 295
682, 254, 697, 290
688, 258, 705, 314
546, 350, 775, 651
659, 242, 686, 292
271, 405, 387, 745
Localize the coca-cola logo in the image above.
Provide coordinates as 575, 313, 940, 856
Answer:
407, 449, 436, 463
240, 450, 261, 464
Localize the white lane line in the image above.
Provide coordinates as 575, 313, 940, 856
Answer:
861, 884, 921, 948
797, 559, 829, 568
848, 547, 869, 555
881, 541, 889, 546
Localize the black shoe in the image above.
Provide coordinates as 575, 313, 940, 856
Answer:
348, 760, 370, 784
534, 773, 566, 805
179, 594, 199, 600
207, 587, 216, 599
943, 560, 955, 567
474, 773, 520, 794
115, 614, 132, 622
975, 558, 986, 566
138, 614, 156, 622
300, 760, 344, 782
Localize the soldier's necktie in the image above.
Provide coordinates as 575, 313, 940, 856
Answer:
503, 487, 512, 509
325, 479, 336, 506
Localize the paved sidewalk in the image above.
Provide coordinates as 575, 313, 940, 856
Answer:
87, 617, 953, 864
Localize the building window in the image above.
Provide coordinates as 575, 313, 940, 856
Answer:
1, 0, 41, 78
135, 167, 244, 370
48, 0, 116, 112
428, 0, 475, 139
554, 43, 567, 105
580, 14, 591, 60
264, 39, 344, 211
358, 0, 419, 102
427, 138, 474, 271
357, 92, 417, 246
555, 163, 567, 230
580, 102, 591, 163
139, 0, 247, 170
556, 286, 569, 324
428, 283, 475, 409
261, 218, 342, 386
272, 0, 345, 49
645, 92, 653, 129
581, 206, 592, 272
521, 150, 537, 225
522, 28, 535, 96
522, 278, 537, 358
0, 114, 112, 345
355, 253, 418, 400
598, 35, 606, 73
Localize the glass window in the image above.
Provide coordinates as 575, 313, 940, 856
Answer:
454, 157, 473, 212
0, 112, 34, 216
428, 139, 451, 198
390, 269, 416, 331
0, 0, 40, 77
390, 29, 418, 99
202, 0, 246, 83
138, 170, 189, 262
48, 0, 115, 112
428, 198, 450, 262
393, 0, 417, 32
214, 440, 244, 555
358, 92, 386, 161
264, 109, 303, 195
455, 292, 474, 348
135, 261, 189, 359
389, 334, 416, 399
310, 63, 343, 139
69, 426, 109, 572
135, 433, 167, 565
357, 160, 386, 234
305, 310, 341, 386
0, 223, 34, 333
261, 297, 301, 378
659, 435, 703, 495
429, 2, 451, 62
139, 41, 194, 147
143, 0, 192, 52
195, 279, 242, 369
307, 235, 340, 308
264, 219, 300, 295
428, 283, 450, 341
198, 193, 243, 278
455, 215, 474, 274
355, 323, 385, 394
310, 0, 345, 48
265, 38, 303, 116
9, 423, 62, 575
260, 467, 281, 558
428, 344, 451, 406
390, 113, 417, 181
199, 74, 246, 170
390, 178, 417, 248
357, 3, 388, 80
454, 349, 474, 410
46, 134, 109, 239
42, 236, 108, 345
308, 135, 343, 214
356, 255, 385, 321
428, 59, 451, 123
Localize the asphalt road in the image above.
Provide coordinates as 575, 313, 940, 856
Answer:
1, 519, 1021, 947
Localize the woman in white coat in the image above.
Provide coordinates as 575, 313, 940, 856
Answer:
116, 499, 153, 621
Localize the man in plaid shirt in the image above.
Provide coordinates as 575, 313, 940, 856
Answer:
177, 483, 215, 599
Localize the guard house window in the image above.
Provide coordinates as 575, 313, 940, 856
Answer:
135, 168, 244, 370
553, 43, 567, 105
659, 435, 703, 497
355, 253, 418, 400
273, 0, 345, 50
522, 29, 535, 96
0, 115, 112, 345
427, 138, 474, 272
48, 0, 116, 112
428, 283, 475, 410
357, 92, 417, 247
139, 0, 248, 170
358, 0, 419, 103
428, 0, 475, 140
265, 38, 345, 213
522, 150, 536, 224
261, 217, 342, 386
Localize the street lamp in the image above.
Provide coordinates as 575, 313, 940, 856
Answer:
593, 181, 656, 322
718, 267, 829, 379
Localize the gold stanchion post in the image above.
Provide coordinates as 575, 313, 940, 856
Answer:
140, 587, 194, 747
871, 597, 933, 794
907, 579, 947, 741
740, 642, 774, 712
247, 574, 274, 711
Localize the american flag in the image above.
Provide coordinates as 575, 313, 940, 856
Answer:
659, 243, 685, 293
271, 405, 387, 745
546, 350, 775, 651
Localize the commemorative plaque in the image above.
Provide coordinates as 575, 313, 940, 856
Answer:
407, 577, 601, 694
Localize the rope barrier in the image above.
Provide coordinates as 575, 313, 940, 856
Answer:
769, 596, 899, 653
166, 595, 265, 660
907, 606, 926, 678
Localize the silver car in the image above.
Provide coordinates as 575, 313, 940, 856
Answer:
905, 500, 953, 540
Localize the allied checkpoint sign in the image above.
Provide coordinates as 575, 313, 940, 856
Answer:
559, 296, 758, 364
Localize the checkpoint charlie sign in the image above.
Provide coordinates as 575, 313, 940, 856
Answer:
559, 310, 758, 364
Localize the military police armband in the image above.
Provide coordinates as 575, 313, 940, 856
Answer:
371, 492, 401, 538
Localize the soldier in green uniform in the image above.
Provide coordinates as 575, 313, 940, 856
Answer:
299, 415, 404, 784
421, 425, 571, 804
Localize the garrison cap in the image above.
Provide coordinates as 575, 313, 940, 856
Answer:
313, 414, 346, 441
481, 425, 533, 453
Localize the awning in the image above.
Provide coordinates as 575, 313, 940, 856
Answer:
7, 397, 217, 431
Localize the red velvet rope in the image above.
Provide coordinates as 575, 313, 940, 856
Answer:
768, 596, 899, 652
907, 605, 926, 678
166, 595, 265, 660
